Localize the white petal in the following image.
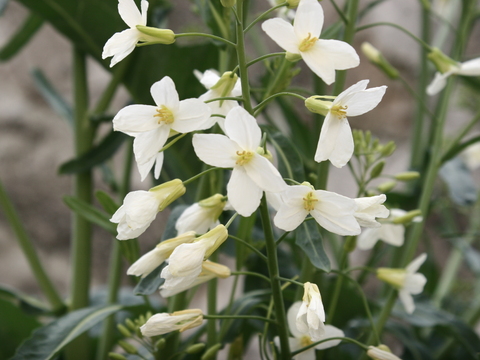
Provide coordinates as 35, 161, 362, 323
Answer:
274, 201, 308, 231
404, 273, 427, 295
244, 155, 287, 192
315, 115, 354, 168
133, 127, 170, 167
406, 252, 427, 273
379, 224, 405, 246
192, 134, 239, 168
311, 190, 360, 236
458, 57, 480, 76
127, 247, 165, 278
150, 77, 180, 110
102, 29, 139, 67
399, 289, 415, 314
316, 39, 360, 70
287, 302, 305, 338
118, 0, 144, 28
154, 152, 164, 179
426, 72, 451, 96
262, 18, 300, 54
224, 107, 261, 150
227, 167, 263, 216
315, 325, 344, 350
329, 119, 354, 168
166, 242, 205, 278
140, 0, 148, 25
301, 43, 336, 85
357, 228, 380, 250
293, 0, 323, 39
198, 69, 220, 89
344, 86, 387, 117
136, 153, 156, 181
171, 99, 214, 133
113, 104, 158, 134
334, 80, 369, 105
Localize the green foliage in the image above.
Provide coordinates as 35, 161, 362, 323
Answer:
0, 13, 43, 61
295, 221, 331, 272
63, 195, 116, 233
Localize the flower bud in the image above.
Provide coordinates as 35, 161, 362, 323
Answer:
125, 318, 136, 331
199, 225, 229, 259
391, 209, 422, 224
367, 345, 402, 360
285, 51, 302, 62
380, 141, 396, 157
141, 309, 204, 337
118, 340, 138, 355
150, 179, 186, 211
117, 324, 132, 338
377, 268, 407, 289
220, 0, 236, 7
286, 0, 300, 8
427, 47, 459, 74
305, 97, 331, 116
201, 343, 222, 360
109, 353, 128, 360
377, 180, 396, 193
256, 147, 273, 162
394, 171, 420, 181
370, 160, 385, 179
202, 260, 231, 278
361, 42, 399, 79
155, 338, 166, 350
186, 343, 206, 354
135, 26, 175, 44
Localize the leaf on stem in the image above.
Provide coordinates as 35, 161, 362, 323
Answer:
295, 221, 331, 272
0, 13, 43, 61
63, 195, 116, 234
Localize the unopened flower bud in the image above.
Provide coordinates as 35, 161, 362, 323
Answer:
202, 260, 231, 278
377, 180, 396, 193
141, 309, 204, 337
394, 171, 420, 181
201, 343, 223, 360
199, 225, 229, 259
392, 209, 422, 224
305, 96, 331, 116
135, 26, 175, 44
155, 338, 166, 350
256, 147, 273, 162
428, 47, 459, 74
361, 42, 399, 79
367, 345, 402, 360
211, 72, 239, 104
118, 340, 138, 355
150, 179, 186, 211
186, 343, 206, 354
286, 51, 302, 62
220, 0, 236, 6
370, 160, 385, 179
286, 0, 300, 7
125, 318, 136, 331
109, 353, 128, 360
117, 324, 132, 338
380, 141, 396, 157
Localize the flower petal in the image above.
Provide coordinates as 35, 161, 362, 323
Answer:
404, 273, 427, 295
192, 134, 239, 168
118, 0, 144, 28
287, 302, 304, 338
224, 107, 262, 150
293, 0, 324, 40
406, 252, 427, 273
262, 18, 300, 54
379, 224, 405, 246
458, 57, 480, 76
136, 153, 157, 181
315, 325, 344, 350
133, 127, 170, 166
357, 228, 380, 250
274, 200, 308, 231
244, 154, 287, 192
150, 76, 179, 110
113, 104, 158, 134
315, 115, 354, 168
197, 69, 220, 89
344, 86, 387, 117
154, 152, 164, 179
399, 289, 415, 314
102, 29, 140, 67
426, 71, 451, 96
227, 167, 263, 216
334, 80, 369, 105
171, 98, 213, 133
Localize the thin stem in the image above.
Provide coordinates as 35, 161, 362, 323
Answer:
275, 231, 291, 246
207, 252, 218, 350
253, 92, 306, 116
326, 252, 348, 324
174, 32, 236, 47
228, 235, 268, 262
235, 0, 253, 114
232, 271, 271, 283
291, 336, 368, 356
204, 96, 243, 103
244, 2, 288, 33
225, 212, 238, 229
275, 276, 303, 287
259, 195, 291, 360
246, 52, 286, 68
329, 0, 348, 24
159, 133, 189, 152
183, 167, 222, 185
0, 179, 64, 312
442, 109, 480, 161
203, 314, 277, 324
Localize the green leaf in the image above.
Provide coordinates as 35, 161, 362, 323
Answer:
439, 157, 477, 206
133, 263, 165, 296
442, 135, 480, 163
95, 190, 120, 215
0, 298, 41, 360
31, 68, 74, 125
295, 221, 331, 272
63, 195, 116, 233
0, 285, 49, 315
161, 204, 188, 241
0, 13, 43, 61
12, 304, 123, 360
59, 131, 128, 174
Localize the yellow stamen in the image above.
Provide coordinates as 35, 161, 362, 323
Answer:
236, 150, 254, 165
331, 104, 348, 118
303, 191, 318, 211
299, 33, 318, 52
300, 335, 313, 347
154, 105, 174, 124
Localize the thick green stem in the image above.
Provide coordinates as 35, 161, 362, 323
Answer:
326, 251, 348, 324
207, 252, 218, 352
259, 195, 291, 360
0, 179, 64, 312
66, 48, 95, 360
235, 0, 253, 114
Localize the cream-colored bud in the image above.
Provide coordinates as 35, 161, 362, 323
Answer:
367, 345, 402, 360
201, 261, 231, 278
220, 0, 236, 7
141, 309, 204, 337
428, 47, 459, 74
392, 209, 422, 224
305, 96, 331, 116
361, 42, 399, 79
286, 0, 300, 8
198, 225, 229, 259
394, 171, 420, 181
211, 72, 239, 105
377, 180, 396, 193
286, 51, 302, 62
136, 25, 175, 44
149, 179, 186, 211
377, 268, 407, 289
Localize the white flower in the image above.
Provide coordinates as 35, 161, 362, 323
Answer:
160, 260, 231, 297
377, 253, 427, 314
277, 301, 344, 360
192, 106, 287, 216
296, 282, 326, 341
367, 345, 402, 360
161, 225, 228, 282
102, 0, 174, 67
194, 70, 242, 131
267, 0, 296, 21
175, 194, 227, 235
427, 56, 480, 95
357, 209, 420, 250
141, 309, 203, 337
354, 194, 389, 228
307, 80, 386, 167
110, 179, 185, 240
262, 0, 359, 84
126, 231, 196, 277
462, 142, 480, 171
113, 76, 213, 181
274, 182, 360, 235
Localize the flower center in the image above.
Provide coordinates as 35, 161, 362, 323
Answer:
300, 335, 313, 347
236, 150, 254, 166
303, 191, 318, 211
331, 104, 348, 118
299, 33, 318, 52
155, 105, 174, 124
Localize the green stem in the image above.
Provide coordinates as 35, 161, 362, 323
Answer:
0, 179, 64, 312
235, 0, 253, 114
253, 92, 305, 116
291, 336, 368, 356
207, 252, 218, 351
259, 195, 291, 360
174, 32, 236, 47
232, 271, 271, 283
183, 167, 221, 185
163, 292, 187, 360
244, 2, 288, 33
203, 314, 276, 324
245, 52, 285, 69
66, 47, 95, 360
326, 251, 348, 324
228, 235, 268, 262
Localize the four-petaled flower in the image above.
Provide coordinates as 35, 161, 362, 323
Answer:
377, 253, 427, 314
367, 345, 402, 360
192, 106, 287, 216
274, 182, 360, 235
297, 282, 326, 341
306, 80, 386, 168
354, 194, 389, 228
427, 56, 480, 96
262, 0, 359, 84
113, 76, 213, 181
